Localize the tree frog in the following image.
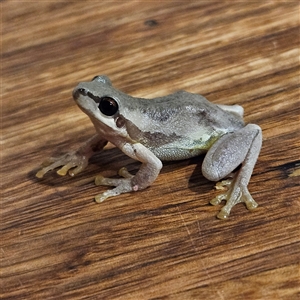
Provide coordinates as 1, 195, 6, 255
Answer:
36, 75, 262, 219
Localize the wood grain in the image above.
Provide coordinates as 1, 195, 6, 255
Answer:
2, 1, 299, 299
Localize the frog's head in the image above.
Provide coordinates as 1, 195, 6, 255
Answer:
72, 75, 130, 139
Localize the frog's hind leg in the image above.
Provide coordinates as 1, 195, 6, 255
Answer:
202, 124, 262, 220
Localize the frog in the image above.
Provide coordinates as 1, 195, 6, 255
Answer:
36, 75, 262, 220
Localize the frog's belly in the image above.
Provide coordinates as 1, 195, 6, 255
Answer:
139, 128, 226, 161
150, 147, 207, 161
147, 132, 223, 161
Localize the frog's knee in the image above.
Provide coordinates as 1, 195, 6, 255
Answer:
202, 166, 223, 182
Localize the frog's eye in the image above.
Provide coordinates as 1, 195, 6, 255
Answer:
99, 97, 119, 116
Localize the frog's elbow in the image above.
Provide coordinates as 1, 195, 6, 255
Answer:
217, 104, 244, 118
231, 105, 244, 117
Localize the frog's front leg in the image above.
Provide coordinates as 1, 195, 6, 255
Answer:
202, 124, 262, 220
36, 134, 107, 178
94, 142, 162, 203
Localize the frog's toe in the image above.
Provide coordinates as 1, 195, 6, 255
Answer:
95, 175, 118, 186
95, 169, 134, 186
95, 190, 117, 203
40, 157, 57, 167
238, 187, 258, 211
94, 185, 128, 203
94, 178, 134, 203
210, 192, 233, 219
215, 179, 233, 190
244, 196, 258, 211
68, 162, 88, 177
217, 208, 230, 220
212, 185, 258, 219
35, 169, 47, 179
36, 159, 68, 178
118, 167, 134, 179
57, 162, 76, 176
210, 194, 225, 206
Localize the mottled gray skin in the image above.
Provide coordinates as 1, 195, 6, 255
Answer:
75, 76, 245, 161
37, 75, 262, 220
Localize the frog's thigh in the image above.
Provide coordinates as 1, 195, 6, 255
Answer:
202, 124, 261, 181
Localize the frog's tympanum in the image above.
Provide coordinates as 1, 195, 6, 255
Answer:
36, 75, 262, 219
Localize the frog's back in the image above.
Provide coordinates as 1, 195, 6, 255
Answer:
124, 91, 244, 133
123, 91, 245, 161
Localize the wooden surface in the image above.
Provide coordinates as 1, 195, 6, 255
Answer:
2, 2, 299, 299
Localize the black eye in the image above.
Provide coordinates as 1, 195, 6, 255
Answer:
98, 97, 119, 116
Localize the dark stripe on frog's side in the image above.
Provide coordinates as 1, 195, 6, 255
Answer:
122, 116, 224, 160
123, 116, 181, 147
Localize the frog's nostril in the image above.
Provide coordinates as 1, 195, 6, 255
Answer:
73, 88, 87, 99
78, 88, 88, 96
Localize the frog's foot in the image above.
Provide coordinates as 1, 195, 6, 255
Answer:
94, 167, 136, 203
211, 180, 258, 220
36, 152, 89, 178
214, 178, 233, 190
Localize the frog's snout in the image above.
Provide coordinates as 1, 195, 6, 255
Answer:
72, 88, 87, 100
72, 89, 80, 100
